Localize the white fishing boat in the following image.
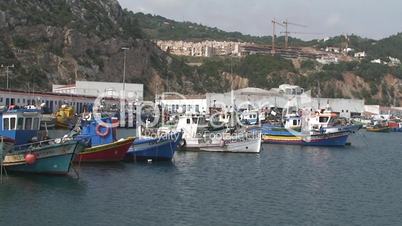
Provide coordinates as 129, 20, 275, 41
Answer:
172, 114, 261, 153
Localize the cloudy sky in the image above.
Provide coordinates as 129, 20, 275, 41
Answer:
118, 0, 402, 40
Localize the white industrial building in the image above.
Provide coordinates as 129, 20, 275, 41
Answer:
53, 81, 143, 100
0, 89, 116, 113
207, 87, 364, 118
157, 86, 365, 119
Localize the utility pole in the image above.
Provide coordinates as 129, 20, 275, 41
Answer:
121, 47, 129, 94
121, 47, 129, 128
1, 64, 15, 90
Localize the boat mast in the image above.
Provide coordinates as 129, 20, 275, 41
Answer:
317, 80, 321, 111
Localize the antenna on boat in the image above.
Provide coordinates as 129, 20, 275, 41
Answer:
317, 80, 321, 111
230, 55, 235, 128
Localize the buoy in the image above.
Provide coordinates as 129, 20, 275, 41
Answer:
25, 153, 37, 165
96, 124, 110, 137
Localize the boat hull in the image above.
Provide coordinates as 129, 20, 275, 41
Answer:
366, 127, 390, 132
75, 137, 134, 162
200, 138, 261, 153
1, 137, 15, 154
3, 140, 83, 175
125, 132, 182, 161
262, 130, 349, 146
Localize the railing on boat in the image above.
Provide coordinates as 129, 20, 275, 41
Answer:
12, 137, 74, 153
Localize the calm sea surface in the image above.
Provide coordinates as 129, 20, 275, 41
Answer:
1, 130, 402, 226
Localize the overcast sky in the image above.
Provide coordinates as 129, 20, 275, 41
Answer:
118, 0, 402, 40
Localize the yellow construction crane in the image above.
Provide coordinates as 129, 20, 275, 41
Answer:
282, 20, 307, 49
271, 18, 285, 54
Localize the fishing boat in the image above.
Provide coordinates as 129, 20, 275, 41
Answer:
125, 131, 183, 161
73, 116, 134, 162
199, 131, 262, 153
55, 105, 76, 129
0, 108, 83, 174
40, 114, 56, 130
261, 108, 350, 146
387, 121, 402, 132
366, 125, 390, 132
174, 114, 261, 153
261, 129, 350, 146
3, 139, 83, 174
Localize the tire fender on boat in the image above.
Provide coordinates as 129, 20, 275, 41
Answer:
179, 139, 186, 148
96, 124, 110, 137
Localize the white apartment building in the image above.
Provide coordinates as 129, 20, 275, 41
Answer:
156, 40, 250, 57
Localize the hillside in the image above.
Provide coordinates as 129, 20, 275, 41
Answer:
131, 12, 312, 47
0, 0, 242, 97
0, 0, 401, 106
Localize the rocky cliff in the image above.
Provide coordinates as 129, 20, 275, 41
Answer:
0, 0, 239, 98
0, 0, 401, 106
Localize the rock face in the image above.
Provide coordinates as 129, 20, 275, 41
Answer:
0, 0, 214, 98
0, 0, 400, 106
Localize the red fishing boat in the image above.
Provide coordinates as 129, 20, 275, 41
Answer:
75, 137, 135, 162
73, 116, 135, 162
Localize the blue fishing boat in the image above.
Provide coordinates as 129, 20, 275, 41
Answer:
0, 108, 83, 174
125, 131, 183, 161
3, 139, 83, 174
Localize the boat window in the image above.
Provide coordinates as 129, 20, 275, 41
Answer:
10, 117, 16, 130
33, 118, 40, 130
319, 117, 329, 123
187, 118, 191, 124
3, 118, 9, 130
293, 120, 298, 126
17, 117, 24, 130
25, 118, 32, 130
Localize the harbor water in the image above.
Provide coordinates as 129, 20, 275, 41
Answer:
1, 130, 402, 225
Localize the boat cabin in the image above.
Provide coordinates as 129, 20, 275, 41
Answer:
241, 110, 259, 125
76, 117, 117, 147
283, 116, 302, 129
0, 109, 41, 145
309, 111, 337, 130
176, 114, 207, 140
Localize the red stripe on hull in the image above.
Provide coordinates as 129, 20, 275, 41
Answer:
74, 139, 134, 163
262, 139, 303, 145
